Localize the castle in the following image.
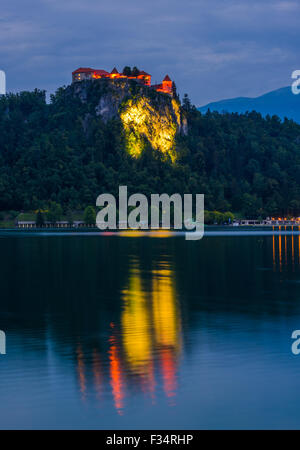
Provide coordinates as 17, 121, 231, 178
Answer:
72, 67, 174, 95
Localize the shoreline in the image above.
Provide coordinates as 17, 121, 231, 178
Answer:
1, 226, 300, 238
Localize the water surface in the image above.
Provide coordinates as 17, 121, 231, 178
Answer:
0, 229, 300, 429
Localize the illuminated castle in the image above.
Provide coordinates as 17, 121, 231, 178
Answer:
72, 67, 174, 95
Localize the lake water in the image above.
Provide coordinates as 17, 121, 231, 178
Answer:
1, 229, 300, 429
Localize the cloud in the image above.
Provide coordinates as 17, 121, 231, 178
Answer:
275, 1, 299, 11
0, 0, 299, 104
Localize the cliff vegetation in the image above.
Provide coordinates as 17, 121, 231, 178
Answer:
0, 80, 300, 219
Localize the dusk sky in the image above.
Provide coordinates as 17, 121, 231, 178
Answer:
1, 0, 299, 105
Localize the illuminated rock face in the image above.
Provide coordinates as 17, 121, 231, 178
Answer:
120, 96, 184, 162
71, 78, 187, 161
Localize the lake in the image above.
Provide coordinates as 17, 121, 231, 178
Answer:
0, 229, 300, 429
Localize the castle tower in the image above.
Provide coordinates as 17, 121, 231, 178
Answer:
110, 67, 119, 79
162, 75, 173, 94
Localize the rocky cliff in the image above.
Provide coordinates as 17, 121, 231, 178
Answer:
70, 78, 187, 161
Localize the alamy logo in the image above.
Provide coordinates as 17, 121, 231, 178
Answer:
0, 330, 6, 355
291, 70, 300, 95
291, 330, 300, 355
96, 186, 204, 240
0, 71, 6, 95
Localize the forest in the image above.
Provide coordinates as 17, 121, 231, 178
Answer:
0, 84, 300, 222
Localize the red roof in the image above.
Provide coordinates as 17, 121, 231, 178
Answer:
163, 75, 172, 82
72, 67, 94, 74
73, 67, 152, 79
72, 67, 109, 76
94, 69, 110, 76
138, 71, 151, 77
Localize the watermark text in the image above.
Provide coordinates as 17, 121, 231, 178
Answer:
0, 70, 6, 95
96, 186, 204, 240
0, 330, 6, 355
291, 70, 300, 95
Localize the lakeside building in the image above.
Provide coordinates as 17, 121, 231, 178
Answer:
16, 218, 300, 229
17, 221, 88, 228
72, 67, 175, 95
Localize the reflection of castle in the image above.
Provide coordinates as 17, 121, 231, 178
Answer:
72, 67, 175, 95
121, 266, 181, 398
75, 261, 182, 414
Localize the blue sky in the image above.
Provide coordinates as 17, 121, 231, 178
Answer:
1, 0, 299, 105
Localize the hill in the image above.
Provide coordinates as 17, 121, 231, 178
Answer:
0, 81, 300, 218
198, 87, 300, 123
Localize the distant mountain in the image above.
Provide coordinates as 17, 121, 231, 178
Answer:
198, 87, 300, 123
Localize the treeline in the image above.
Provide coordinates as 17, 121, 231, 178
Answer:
32, 205, 233, 226
35, 203, 96, 226
181, 96, 300, 218
0, 87, 300, 218
204, 210, 234, 224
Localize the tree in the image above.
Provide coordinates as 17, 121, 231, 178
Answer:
1, 84, 300, 219
47, 201, 63, 223
223, 212, 235, 224
182, 93, 191, 111
66, 209, 74, 226
172, 81, 178, 99
84, 206, 96, 225
131, 66, 140, 77
212, 211, 223, 224
242, 194, 260, 219
36, 210, 44, 227
204, 210, 214, 224
122, 66, 132, 76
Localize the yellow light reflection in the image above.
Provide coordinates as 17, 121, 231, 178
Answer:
149, 230, 175, 238
152, 268, 181, 399
278, 234, 282, 272
121, 269, 152, 373
285, 235, 287, 266
292, 234, 295, 270
272, 233, 276, 271
120, 262, 182, 403
298, 232, 300, 265
118, 231, 148, 238
152, 269, 180, 349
